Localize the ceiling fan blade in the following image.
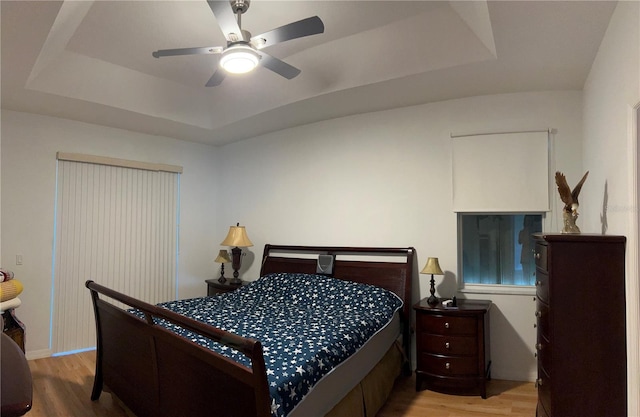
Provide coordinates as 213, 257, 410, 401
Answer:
152, 46, 223, 58
205, 68, 227, 87
258, 52, 301, 80
251, 16, 324, 49
207, 0, 243, 41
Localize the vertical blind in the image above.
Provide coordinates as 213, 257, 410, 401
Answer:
52, 153, 181, 354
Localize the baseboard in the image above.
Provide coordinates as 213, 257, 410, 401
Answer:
26, 348, 53, 360
492, 370, 536, 383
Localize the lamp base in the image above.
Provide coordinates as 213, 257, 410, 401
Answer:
427, 294, 439, 307
217, 263, 227, 283
427, 274, 439, 306
229, 246, 243, 285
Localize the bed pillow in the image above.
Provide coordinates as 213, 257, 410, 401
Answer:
0, 280, 23, 302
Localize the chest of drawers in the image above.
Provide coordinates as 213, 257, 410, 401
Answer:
413, 299, 491, 398
534, 234, 626, 417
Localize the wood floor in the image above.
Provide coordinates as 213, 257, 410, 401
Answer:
27, 351, 537, 417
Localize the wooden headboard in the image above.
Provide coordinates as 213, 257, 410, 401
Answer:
260, 244, 415, 374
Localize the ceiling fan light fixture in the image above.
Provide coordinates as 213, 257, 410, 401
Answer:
220, 45, 260, 74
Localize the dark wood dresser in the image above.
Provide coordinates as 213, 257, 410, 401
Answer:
414, 298, 491, 398
534, 234, 626, 417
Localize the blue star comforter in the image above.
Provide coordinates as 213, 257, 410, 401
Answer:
138, 272, 402, 417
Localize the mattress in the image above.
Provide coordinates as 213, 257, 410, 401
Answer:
135, 272, 403, 417
289, 311, 401, 417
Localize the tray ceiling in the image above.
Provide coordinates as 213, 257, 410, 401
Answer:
1, 1, 616, 145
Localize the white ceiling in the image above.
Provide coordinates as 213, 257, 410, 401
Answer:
1, 1, 616, 146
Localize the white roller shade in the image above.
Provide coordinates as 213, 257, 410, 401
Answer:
452, 131, 549, 212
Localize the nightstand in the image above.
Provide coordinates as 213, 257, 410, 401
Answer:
413, 298, 491, 398
205, 279, 249, 296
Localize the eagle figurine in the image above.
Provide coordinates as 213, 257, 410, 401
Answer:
555, 171, 589, 233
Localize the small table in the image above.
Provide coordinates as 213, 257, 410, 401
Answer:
205, 279, 249, 296
413, 298, 491, 398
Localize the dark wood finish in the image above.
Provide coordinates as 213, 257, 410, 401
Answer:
261, 244, 415, 374
86, 280, 271, 417
533, 234, 626, 417
26, 350, 538, 417
413, 298, 491, 398
205, 278, 248, 296
86, 245, 415, 417
2, 309, 26, 352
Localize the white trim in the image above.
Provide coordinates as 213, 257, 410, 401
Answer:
459, 284, 536, 296
56, 152, 183, 173
449, 128, 552, 138
628, 102, 640, 417
496, 369, 537, 383
25, 348, 53, 360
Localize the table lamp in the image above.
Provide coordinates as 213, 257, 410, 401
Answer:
421, 257, 444, 307
214, 250, 232, 283
220, 223, 253, 285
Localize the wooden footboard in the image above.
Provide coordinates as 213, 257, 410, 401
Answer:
86, 280, 271, 417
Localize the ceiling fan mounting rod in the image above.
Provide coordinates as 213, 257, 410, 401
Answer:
231, 0, 250, 15
231, 0, 249, 34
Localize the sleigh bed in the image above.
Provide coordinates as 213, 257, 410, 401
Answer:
86, 245, 415, 417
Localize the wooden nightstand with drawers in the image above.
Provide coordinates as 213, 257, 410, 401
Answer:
205, 278, 249, 296
413, 298, 491, 398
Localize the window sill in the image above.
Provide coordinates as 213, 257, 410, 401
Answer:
459, 284, 536, 296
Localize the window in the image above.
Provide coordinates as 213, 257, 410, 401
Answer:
459, 214, 542, 286
451, 130, 549, 291
52, 153, 181, 354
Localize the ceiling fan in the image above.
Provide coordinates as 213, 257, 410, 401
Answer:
152, 0, 324, 87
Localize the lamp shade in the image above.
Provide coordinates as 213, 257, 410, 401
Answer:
221, 224, 254, 247
421, 257, 444, 275
214, 250, 231, 263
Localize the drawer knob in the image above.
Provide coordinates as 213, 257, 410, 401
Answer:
445, 342, 450, 349
535, 378, 543, 388
535, 280, 542, 286
535, 253, 541, 260
445, 362, 450, 370
444, 322, 450, 329
535, 310, 542, 318
536, 343, 543, 351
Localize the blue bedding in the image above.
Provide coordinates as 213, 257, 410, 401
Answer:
136, 272, 402, 417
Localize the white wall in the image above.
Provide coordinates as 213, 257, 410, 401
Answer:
0, 93, 596, 383
581, 1, 640, 414
0, 110, 220, 358
0, 1, 634, 392
218, 90, 584, 381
